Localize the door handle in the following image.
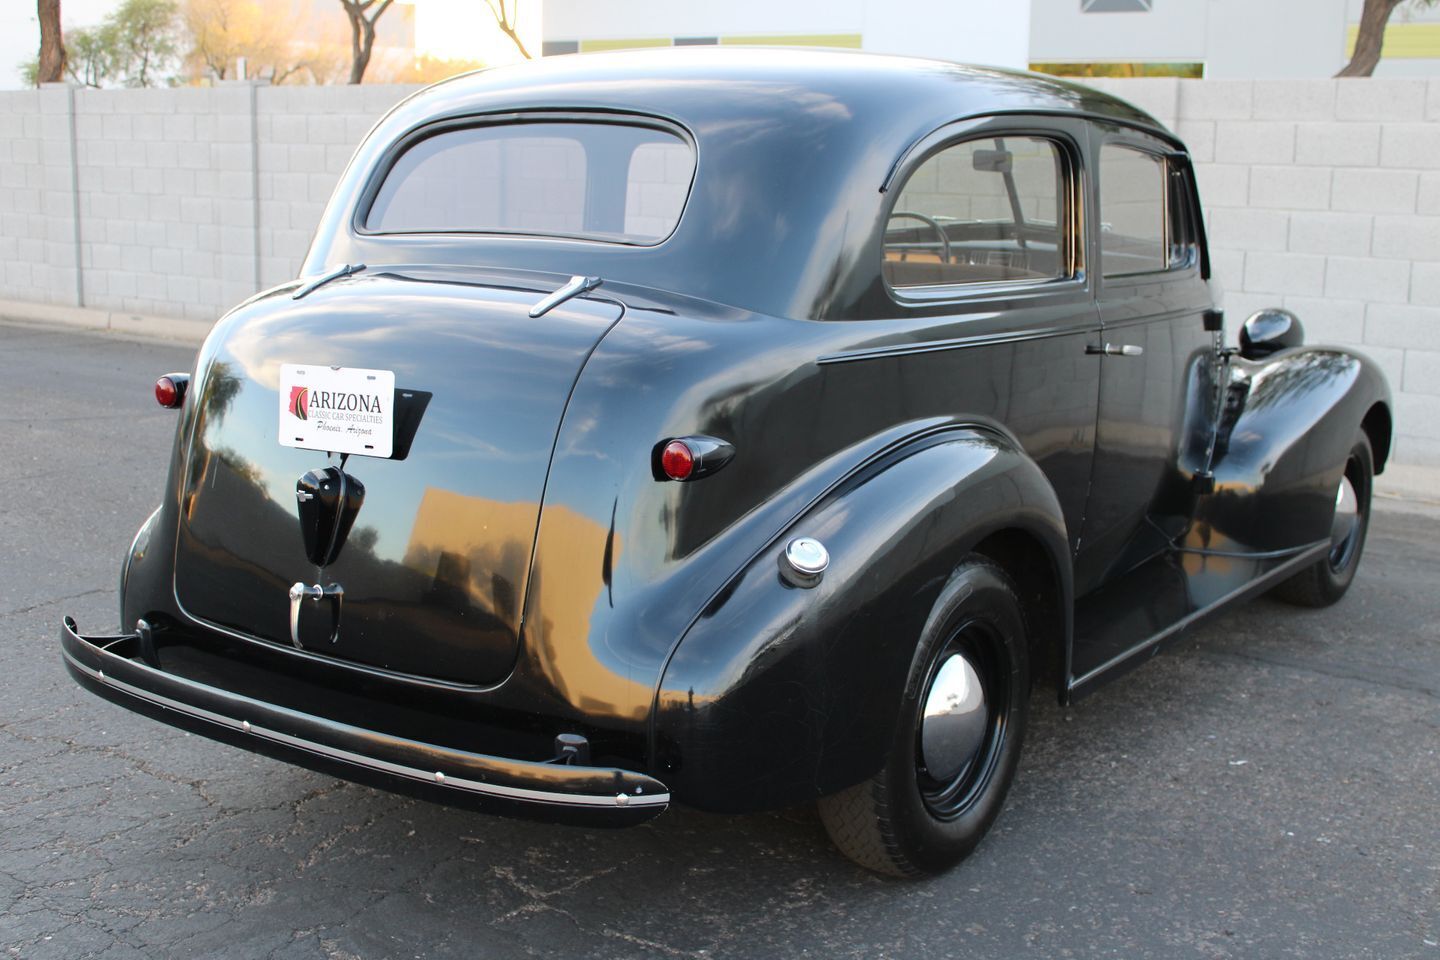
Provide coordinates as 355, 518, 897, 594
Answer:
1086, 343, 1144, 357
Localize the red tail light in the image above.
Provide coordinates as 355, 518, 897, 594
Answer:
655, 435, 735, 482
155, 373, 189, 409
660, 440, 696, 480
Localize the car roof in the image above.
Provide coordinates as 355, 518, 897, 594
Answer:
413, 47, 1168, 143
309, 48, 1179, 321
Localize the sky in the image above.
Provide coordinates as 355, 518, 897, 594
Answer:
416, 0, 539, 63
0, 0, 540, 89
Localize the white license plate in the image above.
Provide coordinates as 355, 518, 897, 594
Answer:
278, 364, 395, 458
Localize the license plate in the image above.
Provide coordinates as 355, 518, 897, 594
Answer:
278, 364, 395, 458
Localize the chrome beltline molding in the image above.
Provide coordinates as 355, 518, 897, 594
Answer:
62, 646, 669, 810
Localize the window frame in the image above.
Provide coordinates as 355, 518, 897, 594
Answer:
352, 110, 697, 247
1094, 137, 1200, 283
880, 120, 1086, 308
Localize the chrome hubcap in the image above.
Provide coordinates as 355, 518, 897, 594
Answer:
920, 653, 988, 782
1329, 473, 1360, 569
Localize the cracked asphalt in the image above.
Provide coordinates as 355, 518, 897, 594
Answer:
2, 321, 1438, 959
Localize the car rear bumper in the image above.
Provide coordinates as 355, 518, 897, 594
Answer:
60, 617, 669, 827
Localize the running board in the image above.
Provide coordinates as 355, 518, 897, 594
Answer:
1066, 540, 1329, 701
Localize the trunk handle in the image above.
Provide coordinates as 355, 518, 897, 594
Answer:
289, 582, 344, 648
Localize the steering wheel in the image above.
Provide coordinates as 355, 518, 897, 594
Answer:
887, 211, 952, 265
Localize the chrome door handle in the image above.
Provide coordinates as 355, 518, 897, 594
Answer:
1086, 343, 1144, 357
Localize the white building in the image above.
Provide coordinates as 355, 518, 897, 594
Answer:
539, 0, 1032, 68
540, 0, 1440, 78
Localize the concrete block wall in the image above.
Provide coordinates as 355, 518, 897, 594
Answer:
0, 82, 418, 322
0, 77, 1438, 463
71, 85, 259, 321
0, 86, 81, 307
255, 84, 413, 289
1089, 77, 1440, 466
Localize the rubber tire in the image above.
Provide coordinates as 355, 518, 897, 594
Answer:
1272, 434, 1373, 608
818, 557, 1030, 878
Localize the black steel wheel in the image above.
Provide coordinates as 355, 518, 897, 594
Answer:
1273, 433, 1374, 608
818, 557, 1029, 877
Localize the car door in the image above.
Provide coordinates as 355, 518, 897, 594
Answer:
872, 116, 1102, 553
1073, 125, 1218, 598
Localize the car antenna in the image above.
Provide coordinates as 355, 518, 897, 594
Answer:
529, 275, 603, 318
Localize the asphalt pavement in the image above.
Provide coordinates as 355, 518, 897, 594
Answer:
2, 321, 1437, 960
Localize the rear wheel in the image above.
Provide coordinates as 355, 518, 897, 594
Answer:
1272, 434, 1373, 608
818, 558, 1029, 877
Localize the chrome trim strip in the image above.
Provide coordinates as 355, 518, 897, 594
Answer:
62, 646, 669, 810
817, 323, 1101, 365
1175, 541, 1320, 561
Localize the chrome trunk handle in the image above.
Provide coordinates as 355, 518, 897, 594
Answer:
288, 582, 344, 648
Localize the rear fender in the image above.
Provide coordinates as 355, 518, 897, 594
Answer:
650, 426, 1070, 813
1201, 347, 1392, 552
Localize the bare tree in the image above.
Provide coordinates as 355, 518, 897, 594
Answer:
1338, 0, 1438, 77
483, 0, 530, 59
339, 0, 395, 83
37, 0, 66, 83
184, 0, 319, 83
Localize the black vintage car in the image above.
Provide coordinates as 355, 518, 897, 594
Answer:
62, 49, 1392, 876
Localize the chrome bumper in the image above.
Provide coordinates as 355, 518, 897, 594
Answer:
60, 617, 669, 826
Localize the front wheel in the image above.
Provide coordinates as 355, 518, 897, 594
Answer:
1272, 433, 1373, 608
818, 558, 1029, 877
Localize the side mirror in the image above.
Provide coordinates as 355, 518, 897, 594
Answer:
1239, 308, 1304, 360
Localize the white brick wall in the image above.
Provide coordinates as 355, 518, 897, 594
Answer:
0, 76, 1438, 464
1091, 76, 1440, 466
254, 84, 414, 288
0, 81, 418, 323
0, 87, 79, 307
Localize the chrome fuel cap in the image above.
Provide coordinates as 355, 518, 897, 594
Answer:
780, 537, 829, 587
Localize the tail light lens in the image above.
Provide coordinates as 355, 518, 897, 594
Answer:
155, 373, 190, 409
660, 440, 696, 480
654, 435, 735, 482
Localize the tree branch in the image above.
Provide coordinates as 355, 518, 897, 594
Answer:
340, 0, 395, 83
483, 0, 531, 59
1337, 0, 1405, 77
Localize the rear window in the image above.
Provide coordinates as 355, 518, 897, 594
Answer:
363, 121, 694, 244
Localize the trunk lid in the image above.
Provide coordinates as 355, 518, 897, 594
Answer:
173, 270, 620, 685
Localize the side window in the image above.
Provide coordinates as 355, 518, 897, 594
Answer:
884, 136, 1068, 289
1098, 144, 1172, 277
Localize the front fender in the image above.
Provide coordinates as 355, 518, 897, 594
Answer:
650, 427, 1070, 813
1202, 346, 1391, 551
